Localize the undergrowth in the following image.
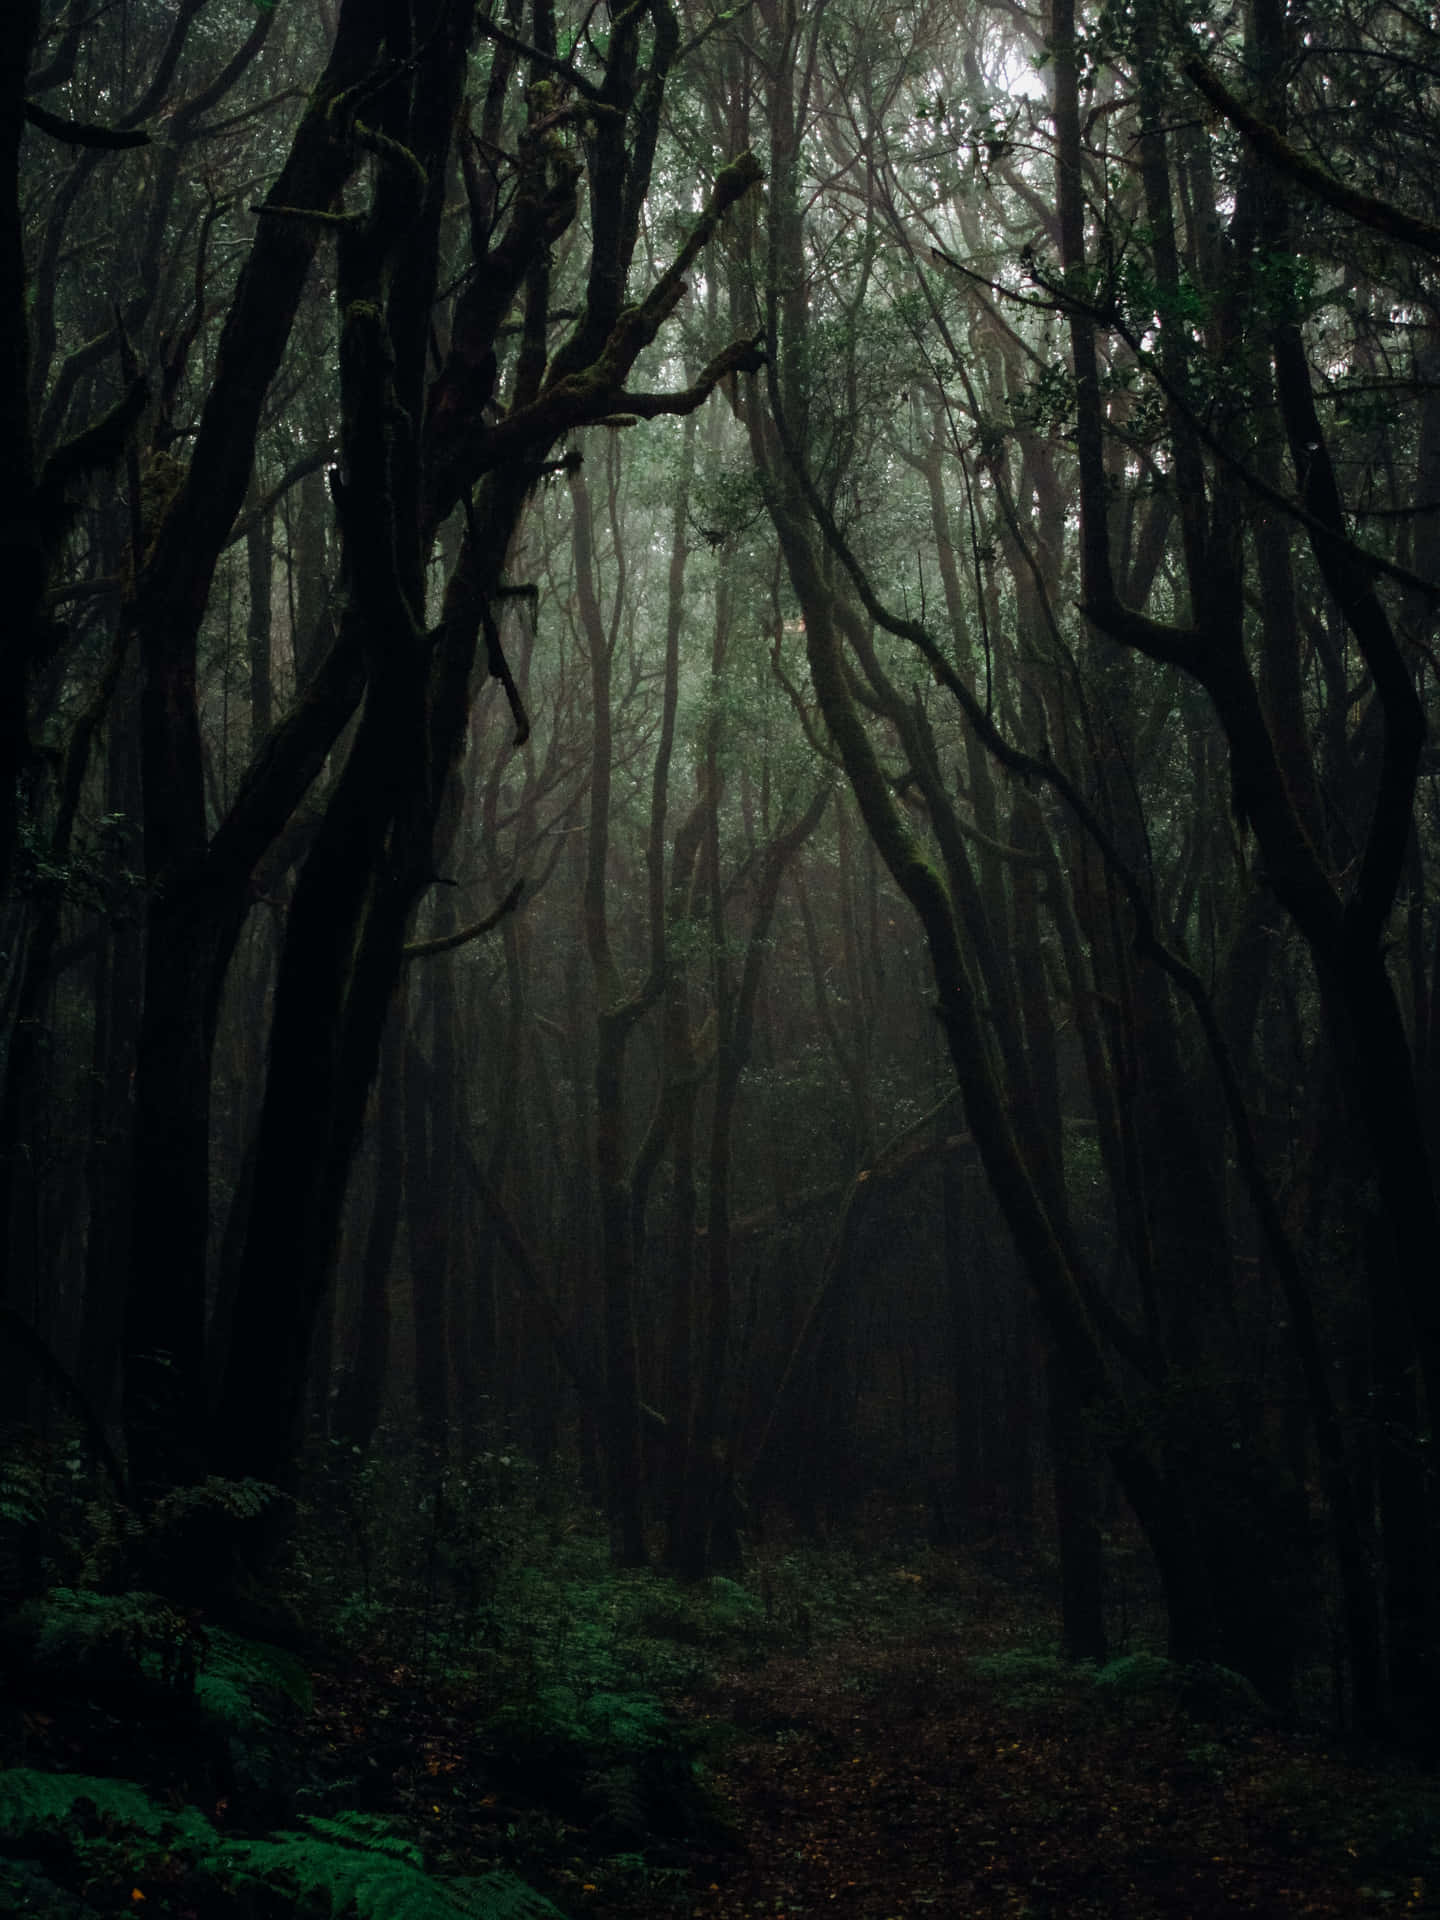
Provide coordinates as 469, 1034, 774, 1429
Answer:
0, 1432, 772, 1916
0, 1772, 564, 1918
0, 1436, 589, 1916
6, 1430, 1433, 1918
969, 1644, 1268, 1725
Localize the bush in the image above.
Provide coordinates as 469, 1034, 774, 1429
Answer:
1095, 1653, 1268, 1726
0, 1771, 565, 1919
487, 1684, 724, 1846
969, 1647, 1091, 1711
968, 1646, 1268, 1728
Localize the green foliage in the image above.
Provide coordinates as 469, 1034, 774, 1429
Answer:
10, 1586, 312, 1801
752, 1544, 962, 1648
1009, 359, 1077, 437
0, 1433, 107, 1605
198, 1629, 314, 1730
1095, 1654, 1267, 1724
0, 1768, 218, 1845
13, 812, 142, 917
0, 1773, 563, 1920
75, 1473, 287, 1594
969, 1646, 1268, 1726
688, 455, 767, 550
151, 1475, 283, 1528
447, 1525, 776, 1704
16, 1587, 204, 1695
1091, 1650, 1167, 1691
0, 1770, 219, 1918
489, 1682, 676, 1770
578, 1690, 673, 1753
0, 1456, 46, 1534
0, 1452, 49, 1604
970, 1647, 1091, 1710
299, 1443, 546, 1652
488, 1679, 721, 1846
445, 1871, 570, 1919
640, 1574, 765, 1647
229, 1811, 565, 1918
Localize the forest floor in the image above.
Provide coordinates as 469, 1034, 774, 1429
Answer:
306, 1534, 1437, 1920
6, 1489, 1438, 1919
642, 1637, 1425, 1918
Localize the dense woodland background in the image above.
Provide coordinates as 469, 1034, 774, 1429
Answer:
4, 0, 1440, 1770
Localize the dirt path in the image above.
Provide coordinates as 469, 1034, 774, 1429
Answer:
580, 1634, 1429, 1920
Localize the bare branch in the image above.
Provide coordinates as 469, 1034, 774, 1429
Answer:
403, 879, 526, 959
24, 99, 149, 147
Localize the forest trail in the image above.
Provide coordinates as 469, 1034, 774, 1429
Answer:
569, 1625, 1427, 1920
7, 1518, 1433, 1916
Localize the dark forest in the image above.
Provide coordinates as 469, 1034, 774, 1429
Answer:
3, 0, 1440, 1911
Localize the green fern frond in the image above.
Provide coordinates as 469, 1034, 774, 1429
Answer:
585, 1760, 650, 1840
228, 1820, 565, 1918
0, 1457, 45, 1532
0, 1775, 564, 1920
1093, 1651, 1176, 1694
196, 1627, 313, 1730
16, 1590, 311, 1731
491, 1685, 674, 1764
0, 1768, 218, 1850
453, 1868, 571, 1918
0, 1455, 53, 1606
18, 1586, 202, 1691
1094, 1653, 1266, 1722
578, 1691, 672, 1753
148, 1474, 287, 1529
303, 1808, 425, 1864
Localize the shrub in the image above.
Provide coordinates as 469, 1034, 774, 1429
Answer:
0, 1772, 565, 1919
1095, 1653, 1267, 1725
969, 1648, 1090, 1710
487, 1684, 723, 1846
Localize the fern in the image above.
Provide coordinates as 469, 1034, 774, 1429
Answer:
15, 1587, 313, 1746
493, 1684, 673, 1761
1093, 1651, 1176, 1696
447, 1870, 571, 1919
1095, 1652, 1266, 1720
1103, 1655, 1267, 1726
0, 1454, 50, 1605
148, 1474, 286, 1530
305, 1809, 426, 1862
0, 1767, 218, 1850
578, 1691, 673, 1753
490, 1686, 588, 1755
197, 1628, 313, 1731
490, 1685, 720, 1848
0, 1774, 565, 1920
18, 1586, 204, 1693
584, 1761, 651, 1842
227, 1814, 566, 1918
68, 1473, 289, 1591
0, 1456, 45, 1533
970, 1647, 1087, 1709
